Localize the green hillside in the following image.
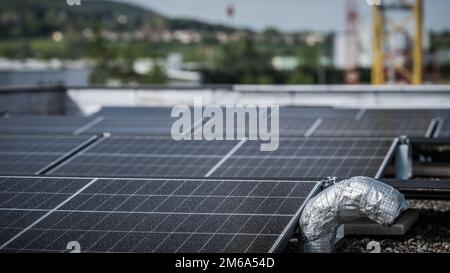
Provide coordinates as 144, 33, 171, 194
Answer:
0, 0, 236, 39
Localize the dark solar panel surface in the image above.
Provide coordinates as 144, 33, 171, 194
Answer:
197, 107, 319, 137
210, 137, 395, 179
0, 176, 94, 248
94, 107, 173, 117
310, 118, 434, 137
49, 136, 240, 177
278, 118, 319, 137
81, 116, 178, 136
361, 109, 444, 120
87, 107, 205, 136
279, 107, 359, 118
0, 116, 95, 135
278, 110, 437, 138
0, 176, 320, 253
0, 135, 93, 175
50, 135, 394, 179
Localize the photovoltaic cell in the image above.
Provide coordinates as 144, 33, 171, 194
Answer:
49, 136, 240, 177
197, 107, 319, 137
86, 107, 208, 136
0, 116, 95, 135
310, 118, 434, 137
210, 137, 395, 179
50, 136, 394, 179
0, 176, 320, 253
278, 117, 321, 137
279, 107, 359, 118
93, 107, 173, 117
81, 116, 178, 136
0, 135, 94, 175
360, 109, 441, 120
210, 108, 436, 138
0, 176, 94, 248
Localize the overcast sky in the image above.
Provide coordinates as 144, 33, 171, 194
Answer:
118, 0, 450, 33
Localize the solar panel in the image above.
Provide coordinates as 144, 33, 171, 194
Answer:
96, 106, 355, 119
209, 137, 396, 179
0, 135, 95, 175
360, 109, 441, 120
310, 118, 435, 137
80, 116, 179, 136
50, 135, 396, 179
0, 176, 95, 248
0, 116, 95, 135
49, 136, 240, 177
280, 107, 359, 118
86, 107, 208, 136
94, 107, 173, 117
278, 117, 320, 137
274, 110, 435, 137
0, 176, 321, 253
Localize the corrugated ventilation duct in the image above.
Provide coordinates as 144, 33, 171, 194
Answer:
299, 176, 410, 253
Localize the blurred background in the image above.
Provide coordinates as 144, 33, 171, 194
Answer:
0, 0, 449, 87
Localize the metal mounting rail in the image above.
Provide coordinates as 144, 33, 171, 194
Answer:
382, 179, 450, 200
35, 135, 102, 175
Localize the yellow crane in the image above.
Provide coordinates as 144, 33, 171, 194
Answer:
372, 0, 424, 85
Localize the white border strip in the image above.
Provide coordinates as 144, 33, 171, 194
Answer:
425, 118, 439, 138
304, 118, 323, 137
188, 116, 209, 138
375, 137, 399, 179
73, 116, 105, 135
432, 117, 444, 138
354, 109, 366, 120
0, 178, 98, 250
204, 138, 247, 177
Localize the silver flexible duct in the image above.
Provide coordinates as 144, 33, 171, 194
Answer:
299, 176, 410, 253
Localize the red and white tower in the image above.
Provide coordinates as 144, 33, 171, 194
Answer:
345, 0, 361, 83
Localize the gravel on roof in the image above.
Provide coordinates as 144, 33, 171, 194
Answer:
337, 200, 450, 253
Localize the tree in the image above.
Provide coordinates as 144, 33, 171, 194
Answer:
211, 37, 278, 84
288, 70, 315, 84
142, 61, 167, 84
87, 25, 166, 85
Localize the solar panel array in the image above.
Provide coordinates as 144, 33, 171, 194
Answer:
44, 135, 396, 179
0, 134, 94, 175
1, 105, 449, 253
0, 116, 95, 135
80, 116, 179, 136
279, 107, 359, 118
278, 108, 436, 138
310, 118, 434, 137
361, 109, 444, 120
85, 106, 190, 136
94, 107, 173, 117
1, 107, 440, 138
0, 176, 320, 253
49, 136, 240, 178
209, 137, 395, 179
